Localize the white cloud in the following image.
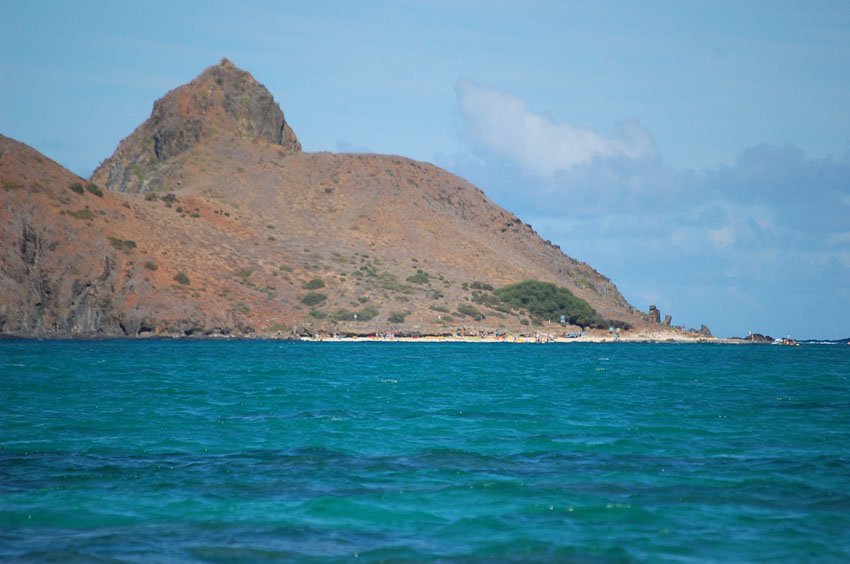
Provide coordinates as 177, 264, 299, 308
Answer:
456, 79, 656, 177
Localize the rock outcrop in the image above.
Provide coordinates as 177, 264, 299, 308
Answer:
91, 58, 300, 194
649, 305, 661, 324
745, 332, 773, 343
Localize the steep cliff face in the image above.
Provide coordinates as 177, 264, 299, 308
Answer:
1, 61, 649, 338
91, 58, 300, 194
0, 135, 215, 336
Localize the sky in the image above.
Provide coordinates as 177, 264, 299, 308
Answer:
2, 1, 849, 338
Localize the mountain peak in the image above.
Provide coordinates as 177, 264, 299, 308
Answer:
92, 59, 300, 193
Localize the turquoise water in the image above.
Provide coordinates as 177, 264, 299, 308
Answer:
1, 341, 849, 562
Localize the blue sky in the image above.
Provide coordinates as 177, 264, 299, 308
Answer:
2, 1, 849, 338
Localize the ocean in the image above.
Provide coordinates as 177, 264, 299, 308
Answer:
1, 340, 848, 562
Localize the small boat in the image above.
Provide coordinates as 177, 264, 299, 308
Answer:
773, 337, 800, 346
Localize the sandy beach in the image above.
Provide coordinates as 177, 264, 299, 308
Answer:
299, 327, 742, 344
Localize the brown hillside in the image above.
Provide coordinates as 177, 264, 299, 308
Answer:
1, 60, 647, 338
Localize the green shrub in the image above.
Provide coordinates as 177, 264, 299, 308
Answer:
495, 280, 604, 327
456, 304, 485, 321
302, 277, 325, 290
469, 281, 494, 291
406, 269, 430, 285
144, 261, 158, 271
161, 193, 178, 204
67, 208, 94, 220
309, 309, 328, 319
144, 192, 158, 201
388, 312, 406, 323
333, 306, 379, 322
377, 272, 407, 292
108, 237, 136, 252
174, 272, 191, 285
301, 292, 327, 306
85, 183, 104, 197
68, 182, 85, 194
471, 291, 501, 307
429, 304, 451, 313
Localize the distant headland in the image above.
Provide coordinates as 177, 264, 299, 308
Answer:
2, 59, 719, 341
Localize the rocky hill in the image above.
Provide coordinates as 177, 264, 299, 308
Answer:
1, 59, 647, 338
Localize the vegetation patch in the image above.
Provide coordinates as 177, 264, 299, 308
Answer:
358, 264, 378, 277
174, 272, 191, 285
456, 304, 485, 321
67, 208, 94, 220
469, 281, 494, 291
68, 182, 85, 194
85, 183, 104, 197
495, 280, 605, 327
301, 292, 327, 306
406, 269, 430, 285
471, 291, 501, 307
108, 237, 137, 253
302, 277, 325, 290
144, 261, 158, 271
309, 309, 328, 319
388, 311, 407, 324
376, 272, 409, 292
333, 306, 379, 322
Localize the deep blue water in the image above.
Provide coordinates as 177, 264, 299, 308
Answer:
1, 340, 849, 562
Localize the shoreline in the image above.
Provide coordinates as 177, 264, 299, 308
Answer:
2, 328, 820, 344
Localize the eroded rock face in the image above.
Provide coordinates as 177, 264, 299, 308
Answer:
91, 58, 300, 194
699, 324, 712, 337
663, 314, 672, 327
649, 305, 661, 324
745, 333, 773, 343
